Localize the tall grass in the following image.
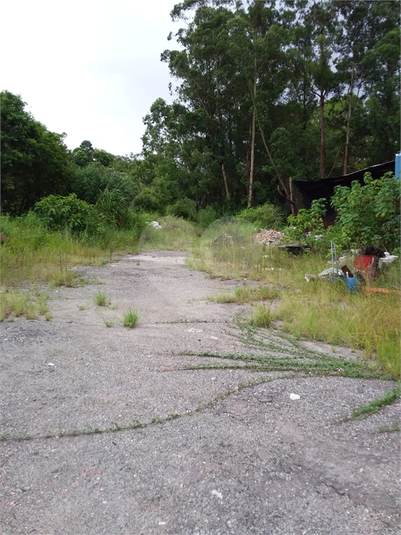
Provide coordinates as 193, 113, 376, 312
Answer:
191, 217, 264, 279
0, 211, 148, 288
138, 216, 198, 251
191, 225, 400, 379
277, 280, 400, 375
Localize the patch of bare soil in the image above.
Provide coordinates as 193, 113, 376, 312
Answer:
0, 250, 399, 535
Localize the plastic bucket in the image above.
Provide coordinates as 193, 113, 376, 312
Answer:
354, 256, 377, 280
345, 276, 358, 293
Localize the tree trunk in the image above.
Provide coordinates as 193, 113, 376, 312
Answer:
319, 91, 325, 178
221, 164, 230, 198
343, 68, 354, 176
247, 67, 257, 208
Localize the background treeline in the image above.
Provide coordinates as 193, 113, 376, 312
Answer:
1, 0, 399, 221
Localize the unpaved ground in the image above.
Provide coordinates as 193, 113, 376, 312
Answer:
0, 250, 400, 535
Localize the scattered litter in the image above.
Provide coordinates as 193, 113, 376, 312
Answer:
149, 221, 162, 229
212, 489, 223, 500
337, 368, 344, 372
210, 336, 218, 340
253, 229, 284, 246
290, 393, 300, 400
379, 252, 398, 267
186, 328, 203, 333
158, 522, 167, 525
318, 267, 343, 278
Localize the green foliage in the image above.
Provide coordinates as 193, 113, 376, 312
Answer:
329, 172, 400, 251
73, 163, 138, 207
133, 187, 165, 213
348, 387, 401, 420
167, 197, 197, 221
237, 203, 284, 230
139, 216, 197, 251
94, 292, 107, 306
197, 206, 219, 229
250, 304, 273, 329
34, 194, 93, 234
123, 309, 139, 328
285, 199, 327, 246
94, 187, 131, 229
1, 91, 73, 215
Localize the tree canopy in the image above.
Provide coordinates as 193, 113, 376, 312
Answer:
1, 1, 399, 218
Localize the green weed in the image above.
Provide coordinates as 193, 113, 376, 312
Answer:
346, 387, 401, 421
379, 423, 400, 433
249, 304, 273, 328
123, 309, 139, 328
94, 291, 108, 306
0, 289, 50, 321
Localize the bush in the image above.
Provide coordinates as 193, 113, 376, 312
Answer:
34, 194, 94, 234
197, 206, 219, 228
167, 197, 197, 221
133, 188, 165, 213
329, 172, 400, 252
237, 202, 284, 230
284, 198, 327, 247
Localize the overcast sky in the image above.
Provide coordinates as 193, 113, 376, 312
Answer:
1, 0, 181, 156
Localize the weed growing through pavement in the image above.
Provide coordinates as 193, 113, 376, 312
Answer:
210, 285, 279, 304
344, 386, 401, 421
379, 423, 400, 433
0, 289, 51, 321
123, 309, 139, 328
94, 291, 108, 306
249, 304, 273, 328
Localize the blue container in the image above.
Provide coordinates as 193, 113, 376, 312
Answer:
395, 152, 401, 180
346, 276, 358, 293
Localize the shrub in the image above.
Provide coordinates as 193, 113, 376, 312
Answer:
329, 172, 400, 252
167, 197, 197, 221
34, 194, 93, 234
238, 202, 284, 230
284, 198, 327, 247
197, 206, 219, 228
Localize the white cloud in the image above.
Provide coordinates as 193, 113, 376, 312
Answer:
1, 0, 180, 156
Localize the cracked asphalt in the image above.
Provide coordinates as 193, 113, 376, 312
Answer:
0, 250, 400, 534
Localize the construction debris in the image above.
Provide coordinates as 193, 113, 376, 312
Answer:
253, 229, 284, 246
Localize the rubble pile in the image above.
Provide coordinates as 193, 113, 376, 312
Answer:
253, 229, 284, 246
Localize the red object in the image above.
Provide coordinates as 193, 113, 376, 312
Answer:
354, 256, 378, 280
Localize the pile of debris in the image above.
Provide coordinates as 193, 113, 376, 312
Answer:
253, 229, 284, 246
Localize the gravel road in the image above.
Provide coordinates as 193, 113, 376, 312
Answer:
1, 250, 400, 534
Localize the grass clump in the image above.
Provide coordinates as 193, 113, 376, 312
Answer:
346, 387, 400, 421
0, 289, 50, 321
94, 291, 108, 306
211, 284, 279, 304
249, 304, 273, 328
123, 309, 139, 328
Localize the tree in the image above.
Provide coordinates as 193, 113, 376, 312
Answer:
1, 91, 73, 215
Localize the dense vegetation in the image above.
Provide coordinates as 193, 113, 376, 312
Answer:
1, 0, 399, 219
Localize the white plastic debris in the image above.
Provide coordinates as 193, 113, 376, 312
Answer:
379, 252, 398, 267
149, 221, 162, 229
212, 489, 223, 500
290, 393, 300, 400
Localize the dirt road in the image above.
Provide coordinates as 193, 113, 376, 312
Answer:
0, 251, 399, 534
